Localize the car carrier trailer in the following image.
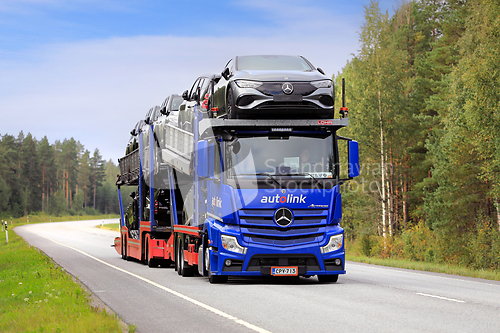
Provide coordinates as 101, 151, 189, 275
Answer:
114, 101, 359, 283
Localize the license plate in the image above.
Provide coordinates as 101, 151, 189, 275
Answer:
273, 95, 303, 102
271, 266, 298, 276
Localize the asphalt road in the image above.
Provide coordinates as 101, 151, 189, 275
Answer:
16, 220, 500, 333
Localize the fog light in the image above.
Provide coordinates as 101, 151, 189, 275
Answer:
225, 259, 232, 267
334, 258, 342, 266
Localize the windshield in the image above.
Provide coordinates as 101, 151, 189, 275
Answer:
236, 55, 314, 71
225, 135, 335, 181
171, 96, 183, 111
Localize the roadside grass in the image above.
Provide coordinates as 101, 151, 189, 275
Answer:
96, 223, 120, 232
346, 241, 500, 282
0, 216, 132, 333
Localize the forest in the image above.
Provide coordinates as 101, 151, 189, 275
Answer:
337, 0, 500, 270
0, 132, 123, 218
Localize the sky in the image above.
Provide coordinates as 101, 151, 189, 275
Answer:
0, 0, 397, 163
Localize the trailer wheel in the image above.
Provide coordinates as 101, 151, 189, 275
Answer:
175, 237, 181, 274
146, 240, 156, 268
121, 236, 126, 260
179, 241, 194, 277
123, 237, 131, 261
317, 274, 338, 283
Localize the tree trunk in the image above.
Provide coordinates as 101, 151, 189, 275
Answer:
93, 174, 97, 209
379, 89, 387, 241
496, 198, 500, 231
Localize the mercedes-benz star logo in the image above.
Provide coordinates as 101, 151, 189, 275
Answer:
282, 82, 294, 95
274, 207, 294, 227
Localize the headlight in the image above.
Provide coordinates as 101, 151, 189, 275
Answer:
320, 234, 343, 254
311, 79, 332, 89
221, 234, 247, 254
235, 80, 263, 89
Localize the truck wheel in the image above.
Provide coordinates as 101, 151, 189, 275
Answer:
317, 274, 338, 283
207, 249, 227, 284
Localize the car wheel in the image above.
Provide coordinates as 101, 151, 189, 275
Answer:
226, 88, 236, 119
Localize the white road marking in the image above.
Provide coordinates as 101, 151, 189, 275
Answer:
416, 292, 465, 303
44, 236, 272, 333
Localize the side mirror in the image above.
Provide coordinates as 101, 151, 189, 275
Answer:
221, 68, 230, 80
144, 117, 151, 125
182, 90, 189, 100
196, 140, 209, 178
192, 86, 200, 103
317, 67, 325, 75
213, 74, 222, 84
337, 136, 360, 181
160, 106, 167, 115
348, 140, 360, 178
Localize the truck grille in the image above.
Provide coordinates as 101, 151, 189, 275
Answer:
238, 208, 327, 247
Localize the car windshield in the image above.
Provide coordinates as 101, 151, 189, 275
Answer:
171, 96, 183, 111
225, 134, 335, 180
236, 55, 314, 71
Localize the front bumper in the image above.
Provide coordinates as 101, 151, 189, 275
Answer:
231, 82, 334, 118
211, 242, 345, 277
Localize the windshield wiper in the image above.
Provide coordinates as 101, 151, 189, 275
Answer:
236, 173, 282, 188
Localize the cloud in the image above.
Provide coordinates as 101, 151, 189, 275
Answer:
0, 33, 362, 162
4, 0, 400, 162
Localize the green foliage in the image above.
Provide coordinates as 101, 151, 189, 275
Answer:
466, 219, 500, 270
0, 133, 121, 217
360, 234, 373, 257
400, 222, 436, 262
338, 0, 500, 272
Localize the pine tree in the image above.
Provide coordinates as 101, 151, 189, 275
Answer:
38, 136, 57, 212
89, 149, 106, 209
20, 133, 42, 214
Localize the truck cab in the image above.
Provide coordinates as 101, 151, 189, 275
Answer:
194, 118, 358, 282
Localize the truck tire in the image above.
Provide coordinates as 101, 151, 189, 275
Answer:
207, 249, 227, 284
179, 241, 194, 277
121, 236, 126, 260
146, 240, 156, 268
123, 238, 131, 261
175, 237, 181, 274
317, 274, 338, 283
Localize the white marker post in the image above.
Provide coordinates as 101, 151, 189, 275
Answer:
5, 221, 8, 244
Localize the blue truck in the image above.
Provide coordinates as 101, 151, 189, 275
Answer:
115, 102, 359, 283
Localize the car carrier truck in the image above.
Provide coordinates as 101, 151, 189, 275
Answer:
114, 93, 359, 283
